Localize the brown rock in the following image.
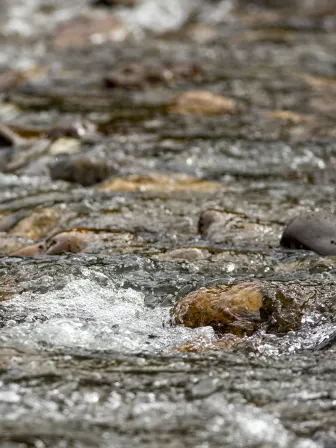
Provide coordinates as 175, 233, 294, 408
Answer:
50, 157, 114, 186
169, 90, 239, 115
10, 207, 60, 240
45, 231, 89, 255
171, 281, 303, 337
10, 242, 46, 257
100, 173, 222, 193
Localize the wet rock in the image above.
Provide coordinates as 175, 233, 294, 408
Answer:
45, 230, 89, 255
50, 157, 115, 186
49, 138, 81, 156
104, 61, 201, 89
169, 90, 239, 115
100, 173, 222, 193
171, 281, 303, 337
10, 207, 60, 240
280, 212, 336, 255
198, 209, 279, 246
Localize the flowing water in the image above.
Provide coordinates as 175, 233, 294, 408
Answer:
1, 1, 336, 447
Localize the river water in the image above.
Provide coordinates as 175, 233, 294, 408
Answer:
1, 1, 336, 447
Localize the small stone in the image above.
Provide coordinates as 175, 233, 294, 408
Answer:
45, 231, 88, 255
280, 212, 336, 255
169, 90, 239, 115
171, 280, 303, 337
10, 207, 60, 240
50, 157, 114, 186
49, 138, 81, 156
100, 173, 221, 193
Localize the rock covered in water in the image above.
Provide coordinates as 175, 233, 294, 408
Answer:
169, 90, 239, 115
171, 280, 303, 337
280, 212, 336, 255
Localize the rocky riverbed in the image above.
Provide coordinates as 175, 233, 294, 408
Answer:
1, 1, 336, 447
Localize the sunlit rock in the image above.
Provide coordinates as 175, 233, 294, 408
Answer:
169, 90, 239, 115
100, 173, 222, 193
10, 207, 60, 240
172, 280, 303, 337
280, 212, 336, 255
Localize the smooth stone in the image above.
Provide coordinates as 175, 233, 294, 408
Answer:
280, 212, 336, 255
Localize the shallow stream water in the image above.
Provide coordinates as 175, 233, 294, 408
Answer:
1, 1, 336, 447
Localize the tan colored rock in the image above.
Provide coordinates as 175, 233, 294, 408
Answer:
10, 242, 46, 257
169, 90, 239, 115
171, 280, 303, 337
10, 208, 60, 240
45, 230, 89, 255
100, 173, 222, 193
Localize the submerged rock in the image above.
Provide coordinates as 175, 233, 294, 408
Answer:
280, 212, 336, 255
169, 90, 239, 115
171, 280, 303, 337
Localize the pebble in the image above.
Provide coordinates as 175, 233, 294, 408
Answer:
280, 211, 336, 255
49, 138, 81, 156
169, 90, 239, 115
50, 157, 115, 186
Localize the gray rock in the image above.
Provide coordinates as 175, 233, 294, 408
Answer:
280, 212, 336, 255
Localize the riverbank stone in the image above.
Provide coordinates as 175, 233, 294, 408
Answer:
280, 212, 336, 255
